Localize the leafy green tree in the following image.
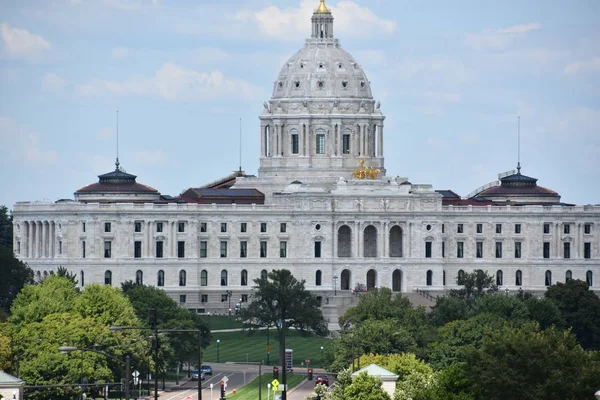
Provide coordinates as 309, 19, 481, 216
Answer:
0, 205, 12, 249
522, 296, 563, 329
450, 269, 497, 300
464, 323, 600, 400
357, 353, 433, 382
0, 246, 33, 314
339, 288, 413, 329
239, 269, 326, 400
406, 364, 474, 400
545, 279, 600, 349
355, 320, 417, 356
0, 325, 11, 371
344, 372, 391, 400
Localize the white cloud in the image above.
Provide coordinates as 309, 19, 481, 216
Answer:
0, 23, 51, 59
133, 150, 168, 165
564, 57, 600, 75
112, 47, 129, 59
76, 62, 260, 101
233, 0, 396, 41
0, 116, 57, 164
466, 23, 541, 51
42, 72, 67, 92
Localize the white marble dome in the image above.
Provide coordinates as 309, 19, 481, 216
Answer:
272, 43, 373, 100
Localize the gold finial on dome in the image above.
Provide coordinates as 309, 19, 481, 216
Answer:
315, 0, 330, 13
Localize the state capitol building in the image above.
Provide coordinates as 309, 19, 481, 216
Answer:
11, 1, 599, 317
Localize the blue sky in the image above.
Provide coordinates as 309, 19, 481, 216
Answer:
1, 0, 599, 209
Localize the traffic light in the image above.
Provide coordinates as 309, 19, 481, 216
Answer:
220, 380, 226, 400
273, 366, 279, 379
308, 369, 313, 380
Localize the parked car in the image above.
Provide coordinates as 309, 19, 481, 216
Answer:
191, 370, 205, 381
315, 375, 329, 386
201, 365, 213, 375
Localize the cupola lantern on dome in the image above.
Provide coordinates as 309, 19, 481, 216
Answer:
312, 0, 334, 39
315, 0, 331, 14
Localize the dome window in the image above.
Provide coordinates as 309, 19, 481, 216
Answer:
360, 81, 366, 88
318, 63, 324, 69
300, 63, 305, 69
294, 81, 300, 89
342, 81, 348, 88
317, 80, 324, 89
278, 81, 283, 89
338, 63, 343, 69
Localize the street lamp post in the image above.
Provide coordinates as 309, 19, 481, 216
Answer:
320, 346, 324, 367
216, 339, 220, 363
58, 346, 130, 400
333, 275, 338, 296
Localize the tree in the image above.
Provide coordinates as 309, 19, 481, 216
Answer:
0, 205, 12, 250
239, 269, 326, 400
545, 279, 600, 350
339, 288, 413, 329
450, 269, 497, 300
0, 246, 33, 314
343, 372, 391, 400
464, 323, 600, 400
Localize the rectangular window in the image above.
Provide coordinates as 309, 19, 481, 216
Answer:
280, 223, 287, 233
515, 224, 521, 234
17, 241, 20, 254
476, 241, 483, 258
200, 223, 207, 233
496, 242, 503, 258
156, 241, 163, 258
564, 224, 570, 234
201, 294, 208, 303
314, 241, 322, 258
496, 224, 502, 234
134, 241, 142, 258
134, 222, 141, 233
584, 224, 591, 234
220, 241, 228, 258
425, 241, 432, 258
177, 241, 185, 258
82, 222, 86, 232
457, 241, 464, 258
564, 242, 570, 259
442, 241, 445, 258
515, 241, 522, 258
280, 241, 287, 258
584, 242, 591, 259
260, 241, 268, 258
544, 223, 550, 234
442, 224, 445, 233
221, 294, 228, 302
342, 134, 350, 154
58, 241, 62, 255
104, 241, 111, 258
82, 241, 86, 258
179, 295, 186, 304
457, 224, 463, 234
105, 222, 111, 233
178, 222, 185, 233
241, 294, 248, 303
292, 134, 299, 154
260, 222, 267, 233
240, 241, 247, 258
476, 224, 483, 234
221, 223, 227, 233
241, 223, 247, 233
543, 242, 550, 258
200, 241, 207, 258
156, 222, 163, 233
316, 134, 325, 154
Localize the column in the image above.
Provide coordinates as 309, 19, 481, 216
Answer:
147, 221, 152, 257
24, 222, 29, 258
332, 223, 338, 258
357, 222, 362, 257
364, 124, 368, 156
35, 221, 41, 258
28, 221, 34, 258
408, 222, 412, 258
381, 222, 387, 258
260, 125, 266, 157
43, 221, 48, 257
50, 221, 54, 258
356, 125, 361, 156
554, 222, 560, 258
172, 221, 176, 258
377, 124, 384, 157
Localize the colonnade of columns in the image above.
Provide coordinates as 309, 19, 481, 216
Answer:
20, 220, 59, 258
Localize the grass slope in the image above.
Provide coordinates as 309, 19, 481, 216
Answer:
227, 373, 306, 400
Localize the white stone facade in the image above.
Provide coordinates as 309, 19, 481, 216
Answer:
11, 1, 600, 314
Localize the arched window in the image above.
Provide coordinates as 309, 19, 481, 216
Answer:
80, 270, 84, 287
43, 271, 48, 279
364, 225, 378, 258
157, 270, 165, 287
587, 270, 593, 287
200, 270, 207, 286
443, 270, 446, 286
36, 271, 41, 282
221, 270, 228, 286
389, 226, 403, 257
179, 270, 186, 287
565, 270, 572, 282
392, 269, 402, 292
515, 270, 522, 286
457, 269, 465, 284
337, 225, 352, 257
315, 270, 322, 286
426, 270, 433, 286
104, 270, 112, 285
545, 270, 552, 286
367, 269, 377, 289
241, 270, 248, 286
341, 269, 351, 290
136, 270, 143, 285
261, 269, 268, 280
496, 270, 503, 286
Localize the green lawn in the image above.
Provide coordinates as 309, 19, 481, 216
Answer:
204, 315, 245, 330
203, 330, 331, 367
227, 373, 306, 400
